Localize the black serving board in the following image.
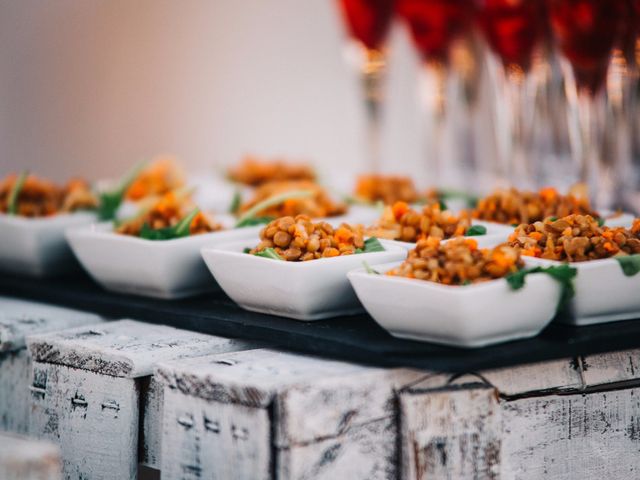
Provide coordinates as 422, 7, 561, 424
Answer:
1, 272, 639, 373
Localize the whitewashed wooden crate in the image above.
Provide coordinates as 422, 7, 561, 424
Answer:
399, 349, 640, 480
26, 319, 259, 480
0, 431, 62, 480
156, 348, 424, 480
0, 296, 103, 434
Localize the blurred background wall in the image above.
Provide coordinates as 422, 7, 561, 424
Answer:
0, 0, 431, 184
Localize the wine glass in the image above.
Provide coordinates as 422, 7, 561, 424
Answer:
395, 0, 478, 191
336, 0, 396, 174
475, 0, 546, 189
547, 0, 626, 210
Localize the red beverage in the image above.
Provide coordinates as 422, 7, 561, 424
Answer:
476, 0, 546, 71
548, 0, 626, 93
337, 0, 396, 50
396, 0, 474, 62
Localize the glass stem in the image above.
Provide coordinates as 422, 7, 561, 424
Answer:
419, 60, 448, 187
361, 49, 385, 173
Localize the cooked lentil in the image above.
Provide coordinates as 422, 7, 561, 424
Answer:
228, 156, 316, 186
354, 175, 419, 205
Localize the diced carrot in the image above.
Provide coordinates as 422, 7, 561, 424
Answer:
529, 231, 543, 241
539, 187, 558, 202
334, 227, 353, 244
392, 201, 410, 220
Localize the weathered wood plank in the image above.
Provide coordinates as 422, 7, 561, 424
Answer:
27, 319, 259, 475
0, 431, 62, 480
501, 387, 640, 479
581, 349, 640, 388
29, 362, 139, 480
0, 296, 102, 352
27, 319, 254, 378
400, 384, 501, 480
0, 297, 105, 435
158, 349, 424, 480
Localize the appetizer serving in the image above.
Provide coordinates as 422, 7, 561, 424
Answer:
508, 215, 640, 325
228, 155, 316, 186
348, 238, 572, 347
66, 192, 260, 299
237, 180, 348, 220
0, 173, 98, 277
353, 174, 419, 205
364, 201, 510, 249
125, 157, 186, 201
200, 216, 406, 320
473, 186, 598, 225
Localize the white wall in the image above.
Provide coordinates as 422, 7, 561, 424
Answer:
0, 0, 430, 185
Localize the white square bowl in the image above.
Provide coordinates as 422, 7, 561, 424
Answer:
524, 256, 640, 326
0, 212, 97, 277
200, 240, 408, 321
347, 260, 562, 348
381, 220, 513, 250
66, 215, 262, 299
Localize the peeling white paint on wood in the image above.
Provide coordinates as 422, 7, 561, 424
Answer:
0, 297, 105, 435
501, 387, 640, 479
27, 319, 258, 476
400, 385, 501, 480
581, 349, 640, 387
0, 431, 62, 480
28, 362, 138, 480
0, 296, 102, 352
158, 348, 424, 480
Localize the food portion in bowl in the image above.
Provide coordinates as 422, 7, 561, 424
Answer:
473, 185, 598, 225
353, 175, 419, 205
248, 214, 383, 261
508, 215, 640, 262
0, 173, 98, 217
238, 181, 347, 219
388, 237, 523, 285
228, 155, 316, 186
365, 201, 477, 243
116, 191, 222, 240
125, 157, 186, 201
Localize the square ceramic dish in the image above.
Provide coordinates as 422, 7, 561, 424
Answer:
66, 215, 262, 299
524, 256, 640, 326
200, 240, 407, 321
348, 260, 562, 348
381, 220, 513, 250
0, 212, 97, 277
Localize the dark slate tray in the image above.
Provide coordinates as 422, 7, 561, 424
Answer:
1, 272, 639, 373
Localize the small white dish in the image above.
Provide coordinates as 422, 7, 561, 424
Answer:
601, 210, 636, 228
525, 256, 640, 326
348, 260, 561, 348
200, 240, 407, 321
66, 214, 261, 299
381, 220, 512, 251
0, 212, 97, 277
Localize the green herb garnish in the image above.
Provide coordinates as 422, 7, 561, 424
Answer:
355, 237, 385, 254
253, 247, 283, 260
234, 189, 314, 228
363, 261, 380, 275
466, 225, 487, 237
7, 170, 28, 215
616, 255, 640, 277
235, 216, 275, 228
506, 264, 577, 308
98, 161, 146, 221
597, 217, 605, 227
139, 208, 200, 241
439, 200, 448, 211
437, 189, 480, 209
229, 189, 242, 214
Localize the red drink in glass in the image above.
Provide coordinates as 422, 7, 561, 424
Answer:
548, 0, 626, 93
477, 0, 546, 71
337, 0, 396, 50
396, 0, 474, 62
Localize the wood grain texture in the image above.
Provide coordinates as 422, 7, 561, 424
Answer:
158, 349, 424, 480
0, 431, 62, 480
400, 384, 501, 480
29, 361, 139, 480
27, 319, 256, 378
0, 349, 31, 434
501, 387, 640, 479
581, 349, 640, 387
0, 296, 102, 352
